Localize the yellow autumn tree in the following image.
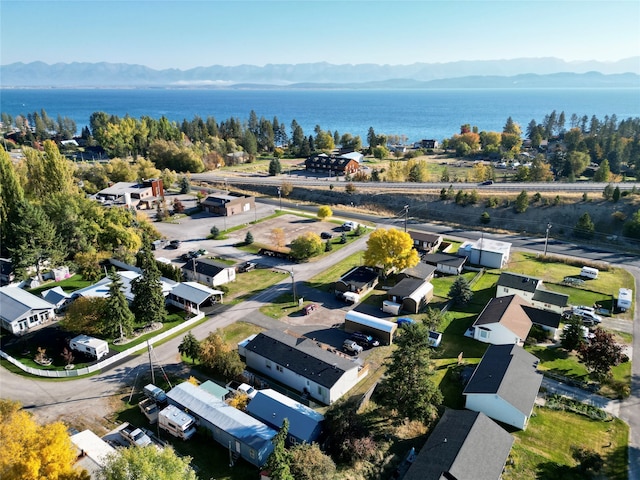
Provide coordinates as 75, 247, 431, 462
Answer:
0, 399, 89, 480
362, 228, 419, 275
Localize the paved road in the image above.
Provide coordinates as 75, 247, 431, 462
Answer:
1, 202, 638, 477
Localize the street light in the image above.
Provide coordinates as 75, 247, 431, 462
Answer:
404, 205, 409, 232
290, 269, 297, 304
544, 222, 552, 256
277, 187, 282, 211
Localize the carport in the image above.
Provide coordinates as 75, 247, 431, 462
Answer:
344, 310, 397, 345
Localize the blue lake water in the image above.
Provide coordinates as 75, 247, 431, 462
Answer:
1, 88, 639, 143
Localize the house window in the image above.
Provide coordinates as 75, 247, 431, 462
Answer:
317, 386, 324, 395
503, 288, 509, 293
276, 365, 283, 373
480, 330, 489, 339
249, 449, 256, 459
266, 360, 272, 369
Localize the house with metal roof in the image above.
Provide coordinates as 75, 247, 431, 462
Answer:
403, 409, 514, 480
463, 344, 543, 430
166, 382, 276, 467
496, 271, 568, 314
408, 230, 442, 253
182, 258, 236, 287
469, 295, 533, 345
344, 310, 398, 345
70, 429, 116, 478
41, 286, 73, 313
94, 179, 163, 209
397, 262, 436, 282
72, 270, 177, 303
387, 278, 434, 314
0, 285, 54, 334
422, 253, 467, 275
199, 380, 231, 401
458, 238, 511, 269
246, 389, 324, 445
244, 330, 369, 405
166, 282, 223, 315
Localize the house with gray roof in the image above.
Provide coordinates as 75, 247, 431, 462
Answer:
496, 271, 568, 313
403, 409, 514, 480
334, 266, 379, 299
243, 330, 368, 405
0, 285, 54, 335
397, 262, 436, 282
166, 382, 276, 467
463, 344, 542, 430
183, 258, 236, 287
41, 286, 73, 313
408, 230, 442, 253
422, 253, 467, 275
305, 154, 360, 176
246, 389, 324, 445
166, 281, 223, 315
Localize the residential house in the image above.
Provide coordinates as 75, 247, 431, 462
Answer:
340, 151, 365, 163
166, 282, 224, 315
408, 230, 442, 253
246, 389, 324, 445
469, 295, 533, 345
522, 305, 562, 337
243, 330, 368, 405
70, 430, 116, 479
496, 271, 568, 314
463, 344, 543, 430
72, 270, 177, 303
166, 382, 276, 467
95, 179, 163, 209
422, 253, 467, 275
304, 154, 360, 176
397, 262, 436, 282
201, 193, 255, 217
403, 409, 514, 480
458, 238, 511, 269
387, 278, 433, 314
334, 266, 379, 298
182, 258, 236, 287
413, 139, 439, 149
41, 286, 73, 313
0, 285, 54, 335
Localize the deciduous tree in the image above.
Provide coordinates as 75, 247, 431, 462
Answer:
317, 205, 333, 220
98, 445, 196, 480
61, 297, 107, 336
290, 232, 324, 260
578, 327, 624, 378
289, 443, 336, 480
514, 190, 529, 213
362, 228, 419, 275
0, 399, 89, 480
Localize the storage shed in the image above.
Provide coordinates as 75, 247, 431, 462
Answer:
344, 310, 397, 345
387, 278, 434, 314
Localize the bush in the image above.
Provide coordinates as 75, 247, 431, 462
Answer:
480, 211, 490, 224
210, 226, 220, 239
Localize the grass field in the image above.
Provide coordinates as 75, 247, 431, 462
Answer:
504, 407, 628, 480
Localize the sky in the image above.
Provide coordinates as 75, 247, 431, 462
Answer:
1, 0, 639, 70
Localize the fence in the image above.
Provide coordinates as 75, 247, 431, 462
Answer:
0, 312, 205, 378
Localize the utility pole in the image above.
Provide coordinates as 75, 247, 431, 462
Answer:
544, 222, 552, 256
290, 269, 297, 304
277, 187, 282, 211
404, 205, 409, 232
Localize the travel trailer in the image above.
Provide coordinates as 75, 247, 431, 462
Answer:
158, 405, 197, 440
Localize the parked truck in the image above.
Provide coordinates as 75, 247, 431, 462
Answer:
119, 423, 153, 447
158, 405, 197, 440
139, 397, 159, 424
143, 384, 167, 405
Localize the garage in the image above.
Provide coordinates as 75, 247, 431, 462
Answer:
344, 310, 398, 346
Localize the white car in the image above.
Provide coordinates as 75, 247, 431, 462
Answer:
570, 306, 602, 324
343, 339, 363, 354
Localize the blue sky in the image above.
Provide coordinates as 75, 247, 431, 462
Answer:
1, 0, 639, 69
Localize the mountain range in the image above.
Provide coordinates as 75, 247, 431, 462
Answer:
1, 57, 639, 88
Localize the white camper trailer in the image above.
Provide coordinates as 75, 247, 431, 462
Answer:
69, 335, 109, 360
580, 266, 599, 279
617, 288, 633, 312
158, 405, 197, 440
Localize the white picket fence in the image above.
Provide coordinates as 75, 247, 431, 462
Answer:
0, 312, 205, 378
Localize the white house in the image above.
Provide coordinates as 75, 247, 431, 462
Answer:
72, 270, 177, 303
422, 253, 467, 275
458, 238, 511, 269
0, 285, 55, 334
166, 282, 224, 315
463, 344, 543, 430
469, 295, 532, 345
496, 271, 568, 314
182, 258, 236, 287
243, 330, 368, 405
70, 430, 116, 479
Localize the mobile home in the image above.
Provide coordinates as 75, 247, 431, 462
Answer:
580, 266, 599, 279
69, 335, 109, 360
618, 288, 633, 312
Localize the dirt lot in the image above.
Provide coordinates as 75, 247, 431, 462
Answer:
235, 213, 341, 247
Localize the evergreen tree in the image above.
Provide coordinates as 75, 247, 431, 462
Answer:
178, 175, 191, 194
514, 190, 529, 213
613, 186, 621, 202
244, 231, 254, 245
103, 268, 135, 339
178, 331, 201, 364
560, 316, 586, 351
449, 277, 472, 305
574, 212, 595, 239
265, 419, 293, 480
268, 158, 282, 176
593, 159, 611, 182
378, 322, 442, 422
602, 183, 614, 200
131, 245, 167, 325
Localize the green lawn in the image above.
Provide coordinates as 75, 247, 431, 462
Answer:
27, 274, 91, 296
223, 268, 287, 304
305, 251, 363, 292
504, 407, 628, 480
